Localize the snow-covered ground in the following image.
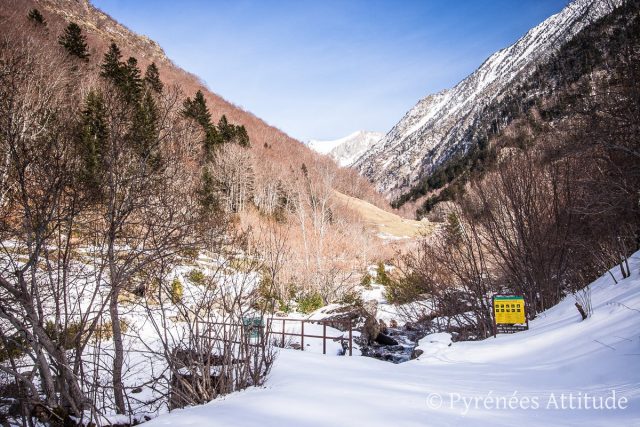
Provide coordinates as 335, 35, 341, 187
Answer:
146, 253, 640, 426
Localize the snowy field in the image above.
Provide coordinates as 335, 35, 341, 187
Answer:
146, 253, 640, 427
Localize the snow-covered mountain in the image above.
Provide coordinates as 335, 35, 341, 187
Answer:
307, 131, 384, 167
354, 0, 623, 200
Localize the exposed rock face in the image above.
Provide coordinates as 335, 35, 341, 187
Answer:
354, 0, 623, 201
39, 0, 169, 64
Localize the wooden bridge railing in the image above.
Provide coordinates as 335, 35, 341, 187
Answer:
199, 317, 354, 356
267, 317, 353, 356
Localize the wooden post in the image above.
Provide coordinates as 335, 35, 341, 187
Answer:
301, 320, 305, 351
322, 323, 327, 355
281, 318, 285, 348
268, 318, 272, 344
492, 296, 497, 338
348, 323, 353, 356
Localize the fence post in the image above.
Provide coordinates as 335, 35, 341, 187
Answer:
301, 320, 305, 351
348, 322, 353, 356
322, 323, 327, 355
281, 318, 285, 348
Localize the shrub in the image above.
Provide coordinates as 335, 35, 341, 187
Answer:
44, 320, 83, 350
296, 292, 324, 314
93, 319, 130, 341
170, 278, 184, 304
384, 272, 420, 305
375, 262, 392, 287
228, 257, 253, 273
187, 269, 205, 286
339, 291, 363, 306
0, 333, 27, 362
180, 247, 199, 263
360, 272, 373, 289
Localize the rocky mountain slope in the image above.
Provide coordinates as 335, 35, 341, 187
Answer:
354, 0, 623, 200
307, 131, 383, 167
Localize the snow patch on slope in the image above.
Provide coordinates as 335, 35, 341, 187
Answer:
307, 131, 384, 167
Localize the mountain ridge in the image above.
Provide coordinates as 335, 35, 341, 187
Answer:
307, 130, 384, 167
354, 0, 623, 200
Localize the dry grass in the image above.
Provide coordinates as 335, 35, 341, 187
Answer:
333, 191, 435, 239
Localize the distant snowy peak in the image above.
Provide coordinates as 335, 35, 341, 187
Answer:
307, 131, 384, 167
355, 0, 623, 199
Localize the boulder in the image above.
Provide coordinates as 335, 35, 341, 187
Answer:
378, 319, 388, 334
320, 300, 381, 344
375, 332, 399, 346
411, 348, 424, 359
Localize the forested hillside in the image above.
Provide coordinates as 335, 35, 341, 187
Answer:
385, 0, 640, 340
0, 1, 407, 424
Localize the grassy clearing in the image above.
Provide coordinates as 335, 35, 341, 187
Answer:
333, 191, 434, 238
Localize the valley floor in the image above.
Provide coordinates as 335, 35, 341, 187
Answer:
146, 254, 640, 426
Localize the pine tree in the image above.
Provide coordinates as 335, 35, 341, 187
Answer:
122, 57, 143, 103
204, 126, 222, 160
182, 90, 212, 129
100, 44, 144, 104
183, 90, 221, 159
101, 43, 124, 83
144, 62, 163, 93
197, 167, 219, 214
218, 115, 233, 142
235, 125, 250, 147
129, 91, 161, 170
28, 8, 46, 26
445, 212, 463, 245
78, 90, 108, 197
59, 22, 90, 60
375, 262, 392, 287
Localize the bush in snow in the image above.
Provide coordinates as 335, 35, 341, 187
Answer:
187, 269, 206, 286
296, 292, 324, 313
171, 278, 185, 304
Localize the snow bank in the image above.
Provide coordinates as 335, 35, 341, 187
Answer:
146, 252, 640, 427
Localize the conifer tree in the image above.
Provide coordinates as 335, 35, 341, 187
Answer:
101, 42, 123, 82
28, 8, 46, 26
183, 90, 222, 159
100, 44, 144, 104
182, 90, 212, 129
122, 57, 143, 103
218, 114, 233, 142
129, 91, 161, 170
78, 90, 108, 196
144, 62, 163, 93
235, 125, 250, 147
197, 167, 219, 214
445, 212, 463, 245
204, 126, 222, 159
59, 22, 90, 60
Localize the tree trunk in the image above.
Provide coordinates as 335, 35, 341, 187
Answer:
110, 287, 126, 414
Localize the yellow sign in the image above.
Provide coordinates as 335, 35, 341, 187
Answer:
494, 296, 526, 324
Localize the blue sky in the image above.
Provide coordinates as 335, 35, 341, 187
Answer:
92, 0, 568, 141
